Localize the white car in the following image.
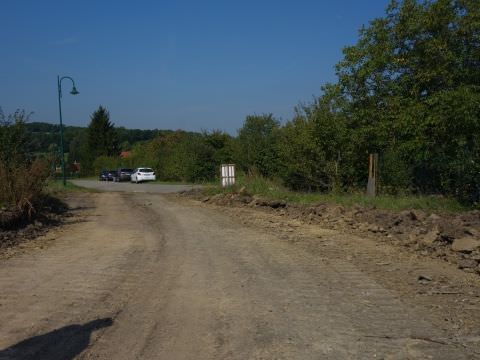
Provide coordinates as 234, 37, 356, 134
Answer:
131, 168, 156, 183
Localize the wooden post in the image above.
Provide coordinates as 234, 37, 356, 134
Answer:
367, 153, 378, 197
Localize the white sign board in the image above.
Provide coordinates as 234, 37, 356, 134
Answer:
221, 164, 235, 187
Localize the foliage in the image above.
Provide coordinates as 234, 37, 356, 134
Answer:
236, 114, 281, 177
81, 106, 119, 175
115, 127, 164, 146
19, 0, 480, 205
211, 0, 480, 204
92, 156, 122, 175
203, 130, 235, 165
129, 130, 234, 183
0, 108, 49, 217
277, 84, 351, 192
87, 106, 119, 158
26, 122, 163, 155
330, 0, 480, 202
0, 109, 32, 168
206, 173, 465, 213
46, 180, 99, 194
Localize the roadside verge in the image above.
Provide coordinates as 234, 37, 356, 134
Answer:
183, 189, 480, 275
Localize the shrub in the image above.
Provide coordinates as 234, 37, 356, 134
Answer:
92, 156, 122, 175
0, 108, 50, 222
0, 158, 49, 217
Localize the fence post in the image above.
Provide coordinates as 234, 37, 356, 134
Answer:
367, 153, 378, 197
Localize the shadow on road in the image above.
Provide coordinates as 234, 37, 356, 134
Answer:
0, 318, 113, 360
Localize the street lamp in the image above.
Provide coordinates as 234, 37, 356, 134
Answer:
57, 75, 79, 186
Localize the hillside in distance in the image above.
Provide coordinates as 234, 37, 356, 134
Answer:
26, 122, 171, 154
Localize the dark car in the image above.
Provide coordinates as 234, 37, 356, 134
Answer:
99, 170, 115, 181
114, 168, 134, 182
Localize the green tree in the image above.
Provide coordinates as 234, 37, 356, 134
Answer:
278, 85, 351, 192
84, 106, 118, 174
236, 114, 281, 177
87, 106, 118, 158
0, 108, 49, 214
332, 0, 480, 201
67, 133, 86, 175
92, 156, 121, 175
0, 108, 32, 169
128, 130, 232, 183
203, 130, 235, 171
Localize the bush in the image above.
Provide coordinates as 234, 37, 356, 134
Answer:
92, 156, 122, 175
0, 108, 50, 221
0, 158, 49, 217
127, 130, 233, 183
236, 114, 281, 178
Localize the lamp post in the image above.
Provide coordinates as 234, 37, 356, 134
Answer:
57, 75, 79, 186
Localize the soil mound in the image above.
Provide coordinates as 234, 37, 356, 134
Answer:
189, 190, 480, 275
0, 195, 68, 250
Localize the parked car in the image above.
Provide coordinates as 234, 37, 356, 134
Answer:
131, 168, 156, 183
99, 170, 115, 181
114, 168, 134, 182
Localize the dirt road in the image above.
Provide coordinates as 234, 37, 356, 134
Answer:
0, 192, 479, 359
71, 179, 201, 193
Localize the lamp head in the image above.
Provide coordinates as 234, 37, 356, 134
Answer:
70, 86, 79, 95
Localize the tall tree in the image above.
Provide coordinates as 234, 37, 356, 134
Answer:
86, 106, 118, 159
278, 84, 351, 191
236, 114, 281, 177
332, 0, 480, 199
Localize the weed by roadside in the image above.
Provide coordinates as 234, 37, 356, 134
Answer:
149, 179, 192, 185
46, 180, 100, 195
203, 174, 466, 213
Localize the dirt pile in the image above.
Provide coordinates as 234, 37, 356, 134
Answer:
0, 195, 68, 250
189, 191, 480, 274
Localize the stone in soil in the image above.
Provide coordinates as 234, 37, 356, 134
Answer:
451, 237, 480, 253
421, 228, 440, 246
457, 258, 479, 270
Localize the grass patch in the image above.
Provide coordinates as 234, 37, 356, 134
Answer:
46, 180, 100, 194
148, 179, 194, 185
75, 176, 98, 180
204, 175, 467, 213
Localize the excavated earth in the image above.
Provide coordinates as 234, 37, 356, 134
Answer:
0, 196, 68, 254
0, 191, 479, 359
194, 191, 480, 275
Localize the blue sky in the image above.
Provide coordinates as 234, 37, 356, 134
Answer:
0, 0, 388, 133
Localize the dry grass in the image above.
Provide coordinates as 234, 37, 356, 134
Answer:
204, 174, 467, 213
0, 159, 50, 221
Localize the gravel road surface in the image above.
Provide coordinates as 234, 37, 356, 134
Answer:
0, 192, 478, 359
71, 179, 200, 193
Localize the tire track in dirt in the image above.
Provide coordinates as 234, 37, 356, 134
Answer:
0, 193, 165, 359
0, 192, 477, 359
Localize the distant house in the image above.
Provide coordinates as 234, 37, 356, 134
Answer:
120, 151, 131, 159
71, 161, 81, 173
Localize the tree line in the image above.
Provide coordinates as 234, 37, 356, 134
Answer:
6, 0, 478, 204
26, 120, 163, 158
119, 0, 479, 204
